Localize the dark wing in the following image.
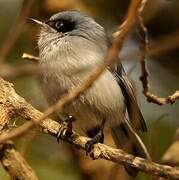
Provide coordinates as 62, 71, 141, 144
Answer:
107, 37, 149, 177
112, 63, 147, 132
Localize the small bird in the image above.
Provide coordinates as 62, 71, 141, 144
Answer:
33, 10, 150, 176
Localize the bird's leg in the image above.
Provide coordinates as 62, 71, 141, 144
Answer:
57, 115, 75, 143
85, 119, 106, 154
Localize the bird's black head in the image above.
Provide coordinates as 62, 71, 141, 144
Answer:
45, 14, 76, 33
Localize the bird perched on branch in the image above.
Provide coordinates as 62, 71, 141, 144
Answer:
32, 10, 150, 177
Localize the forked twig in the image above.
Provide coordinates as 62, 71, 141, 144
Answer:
137, 0, 179, 105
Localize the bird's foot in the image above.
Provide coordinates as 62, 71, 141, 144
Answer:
85, 130, 104, 155
85, 119, 105, 155
57, 115, 75, 143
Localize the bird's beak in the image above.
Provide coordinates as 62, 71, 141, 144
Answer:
29, 18, 45, 26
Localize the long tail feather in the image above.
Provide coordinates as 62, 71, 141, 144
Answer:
111, 121, 150, 177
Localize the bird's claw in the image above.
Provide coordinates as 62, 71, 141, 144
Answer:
57, 115, 75, 143
85, 119, 105, 155
85, 130, 104, 156
85, 139, 95, 155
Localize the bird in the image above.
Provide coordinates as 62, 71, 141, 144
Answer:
32, 10, 150, 176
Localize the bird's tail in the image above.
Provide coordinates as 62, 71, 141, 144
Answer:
111, 121, 150, 177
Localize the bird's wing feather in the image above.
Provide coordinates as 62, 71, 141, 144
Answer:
112, 62, 147, 132
110, 62, 149, 177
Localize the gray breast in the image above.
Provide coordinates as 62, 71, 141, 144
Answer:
39, 33, 125, 134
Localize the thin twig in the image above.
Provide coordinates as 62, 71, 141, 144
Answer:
0, 78, 179, 179
137, 0, 149, 94
0, 0, 34, 64
22, 53, 39, 63
137, 0, 179, 105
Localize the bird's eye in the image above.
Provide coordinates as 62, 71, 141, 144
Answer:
46, 19, 75, 33
55, 21, 64, 30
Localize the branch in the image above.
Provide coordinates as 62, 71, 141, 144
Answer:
0, 106, 12, 131
0, 141, 38, 180
137, 0, 179, 105
0, 0, 34, 64
0, 78, 179, 179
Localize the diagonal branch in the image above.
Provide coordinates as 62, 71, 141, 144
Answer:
0, 77, 179, 179
0, 141, 38, 180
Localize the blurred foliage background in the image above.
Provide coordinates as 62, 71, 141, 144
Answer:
0, 0, 179, 179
